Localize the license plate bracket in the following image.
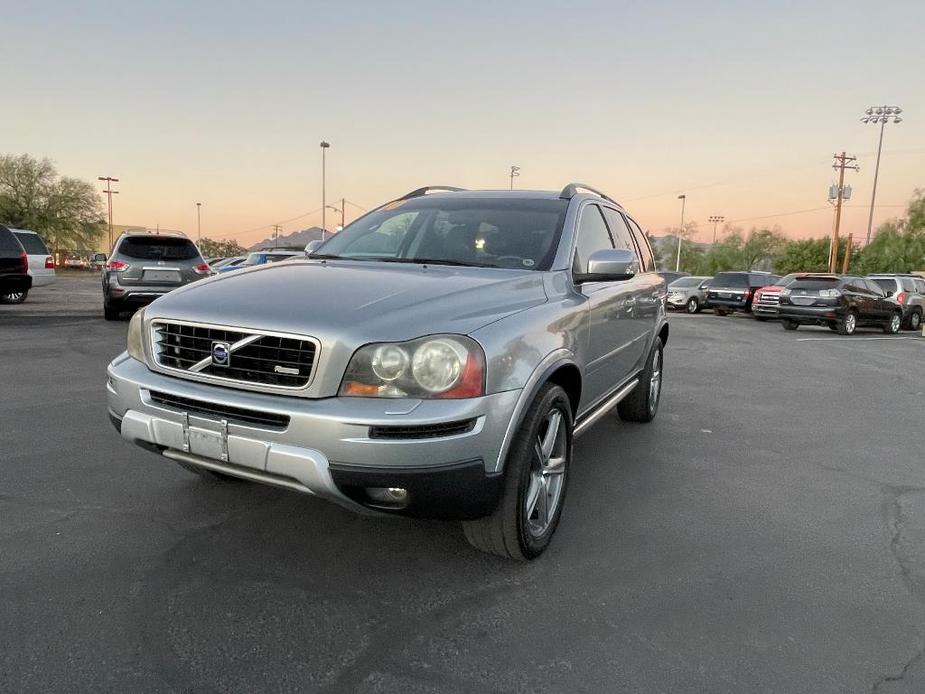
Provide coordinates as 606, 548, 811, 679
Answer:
144, 270, 181, 283
186, 418, 229, 461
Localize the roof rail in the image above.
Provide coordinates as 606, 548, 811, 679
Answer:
558, 183, 618, 205
399, 186, 466, 200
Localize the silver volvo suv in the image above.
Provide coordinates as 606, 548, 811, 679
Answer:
106, 184, 669, 559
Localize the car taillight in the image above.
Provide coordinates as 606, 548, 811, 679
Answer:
743, 289, 752, 299
106, 260, 129, 271
193, 262, 211, 275
896, 291, 906, 304
44, 256, 54, 269
20, 251, 28, 273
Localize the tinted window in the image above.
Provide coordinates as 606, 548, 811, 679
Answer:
915, 279, 925, 294
623, 215, 655, 271
712, 272, 749, 288
669, 277, 703, 288
13, 232, 49, 255
789, 277, 842, 290
0, 226, 23, 252
573, 205, 614, 272
318, 197, 568, 271
901, 277, 915, 292
601, 208, 638, 256
864, 279, 886, 296
750, 274, 776, 286
871, 278, 898, 295
117, 236, 199, 260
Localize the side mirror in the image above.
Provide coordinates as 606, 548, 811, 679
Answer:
574, 248, 638, 284
304, 240, 323, 257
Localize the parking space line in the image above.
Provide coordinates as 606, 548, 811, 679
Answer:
795, 336, 924, 342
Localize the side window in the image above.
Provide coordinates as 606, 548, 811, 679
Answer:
915, 279, 925, 294
573, 204, 614, 273
601, 207, 639, 257
901, 277, 915, 292
623, 215, 655, 271
864, 280, 885, 296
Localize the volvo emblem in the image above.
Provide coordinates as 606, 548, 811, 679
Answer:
211, 341, 231, 367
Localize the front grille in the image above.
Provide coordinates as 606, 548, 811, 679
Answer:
756, 294, 780, 306
152, 321, 317, 389
149, 390, 290, 429
368, 419, 477, 440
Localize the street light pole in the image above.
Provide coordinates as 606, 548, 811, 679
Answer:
98, 176, 119, 251
509, 166, 520, 190
708, 215, 724, 244
196, 202, 202, 242
861, 106, 902, 245
320, 141, 331, 241
675, 194, 686, 272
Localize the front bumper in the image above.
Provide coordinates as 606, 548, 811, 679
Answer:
106, 354, 518, 519
666, 294, 691, 309
752, 303, 779, 316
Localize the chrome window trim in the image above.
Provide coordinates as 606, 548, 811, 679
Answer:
148, 318, 321, 394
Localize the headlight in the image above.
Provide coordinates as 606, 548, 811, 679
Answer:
340, 335, 485, 399
780, 288, 791, 296
126, 308, 146, 362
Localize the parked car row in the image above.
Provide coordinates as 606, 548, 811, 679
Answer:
666, 270, 923, 336
0, 225, 56, 304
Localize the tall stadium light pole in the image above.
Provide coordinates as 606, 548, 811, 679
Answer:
860, 105, 902, 245
98, 176, 119, 251
320, 141, 331, 241
708, 215, 724, 244
509, 165, 520, 190
196, 202, 202, 242
675, 194, 686, 271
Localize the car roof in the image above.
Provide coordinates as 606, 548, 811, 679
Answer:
394, 188, 631, 211
9, 228, 38, 235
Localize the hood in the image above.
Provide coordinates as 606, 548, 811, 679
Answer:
146, 259, 548, 342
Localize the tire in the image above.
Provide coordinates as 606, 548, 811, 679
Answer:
906, 311, 921, 331
884, 311, 902, 335
715, 309, 728, 317
754, 316, 768, 322
686, 297, 700, 314
462, 383, 572, 560
104, 300, 122, 321
836, 310, 858, 336
0, 289, 28, 304
782, 319, 799, 331
617, 336, 664, 423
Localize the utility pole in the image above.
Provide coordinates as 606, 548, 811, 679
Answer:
271, 224, 282, 249
509, 166, 520, 190
98, 176, 119, 251
708, 215, 724, 244
828, 152, 859, 272
196, 202, 202, 242
860, 106, 902, 245
675, 194, 686, 272
320, 141, 330, 241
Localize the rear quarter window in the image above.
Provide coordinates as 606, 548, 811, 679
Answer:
712, 273, 748, 288
0, 227, 23, 252
901, 277, 915, 292
117, 237, 199, 261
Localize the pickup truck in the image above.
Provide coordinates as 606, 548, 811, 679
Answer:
107, 184, 669, 559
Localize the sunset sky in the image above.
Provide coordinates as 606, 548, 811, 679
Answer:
3, 0, 923, 247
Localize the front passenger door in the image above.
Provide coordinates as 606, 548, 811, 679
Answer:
573, 204, 636, 408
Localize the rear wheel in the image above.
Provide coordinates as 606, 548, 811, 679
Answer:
715, 309, 728, 317
754, 315, 768, 322
686, 297, 700, 314
837, 310, 858, 335
906, 310, 921, 331
103, 300, 123, 321
828, 322, 838, 331
617, 337, 664, 423
782, 319, 799, 331
884, 311, 902, 335
0, 289, 28, 304
462, 383, 572, 560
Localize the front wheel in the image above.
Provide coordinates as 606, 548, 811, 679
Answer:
905, 311, 921, 332
837, 310, 858, 335
884, 312, 902, 334
0, 289, 28, 304
462, 383, 572, 560
686, 297, 700, 314
782, 319, 799, 331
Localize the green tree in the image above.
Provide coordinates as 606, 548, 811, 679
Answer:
0, 154, 105, 252
740, 227, 786, 270
197, 237, 247, 257
855, 191, 925, 274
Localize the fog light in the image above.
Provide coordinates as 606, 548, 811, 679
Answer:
365, 486, 409, 508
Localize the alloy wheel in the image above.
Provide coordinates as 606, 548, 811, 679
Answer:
890, 313, 901, 333
845, 313, 856, 334
648, 348, 662, 415
687, 298, 698, 313
524, 409, 567, 538
912, 312, 922, 330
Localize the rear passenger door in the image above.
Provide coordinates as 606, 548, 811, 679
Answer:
863, 279, 891, 321
573, 204, 637, 407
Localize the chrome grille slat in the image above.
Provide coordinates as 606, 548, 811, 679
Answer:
151, 320, 318, 390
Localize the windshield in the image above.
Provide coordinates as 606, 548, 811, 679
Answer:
668, 277, 703, 288
118, 236, 199, 261
13, 232, 49, 255
712, 272, 748, 288
312, 196, 568, 270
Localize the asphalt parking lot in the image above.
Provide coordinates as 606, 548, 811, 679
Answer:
2, 277, 925, 693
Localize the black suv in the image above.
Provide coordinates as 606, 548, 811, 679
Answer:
777, 274, 903, 335
705, 271, 780, 316
0, 224, 31, 303
102, 232, 211, 320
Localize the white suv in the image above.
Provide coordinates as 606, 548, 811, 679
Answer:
0, 228, 55, 303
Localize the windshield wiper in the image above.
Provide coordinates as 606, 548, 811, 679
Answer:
383, 257, 496, 268
308, 253, 343, 260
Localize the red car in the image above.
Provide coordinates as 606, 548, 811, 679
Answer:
752, 273, 806, 321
